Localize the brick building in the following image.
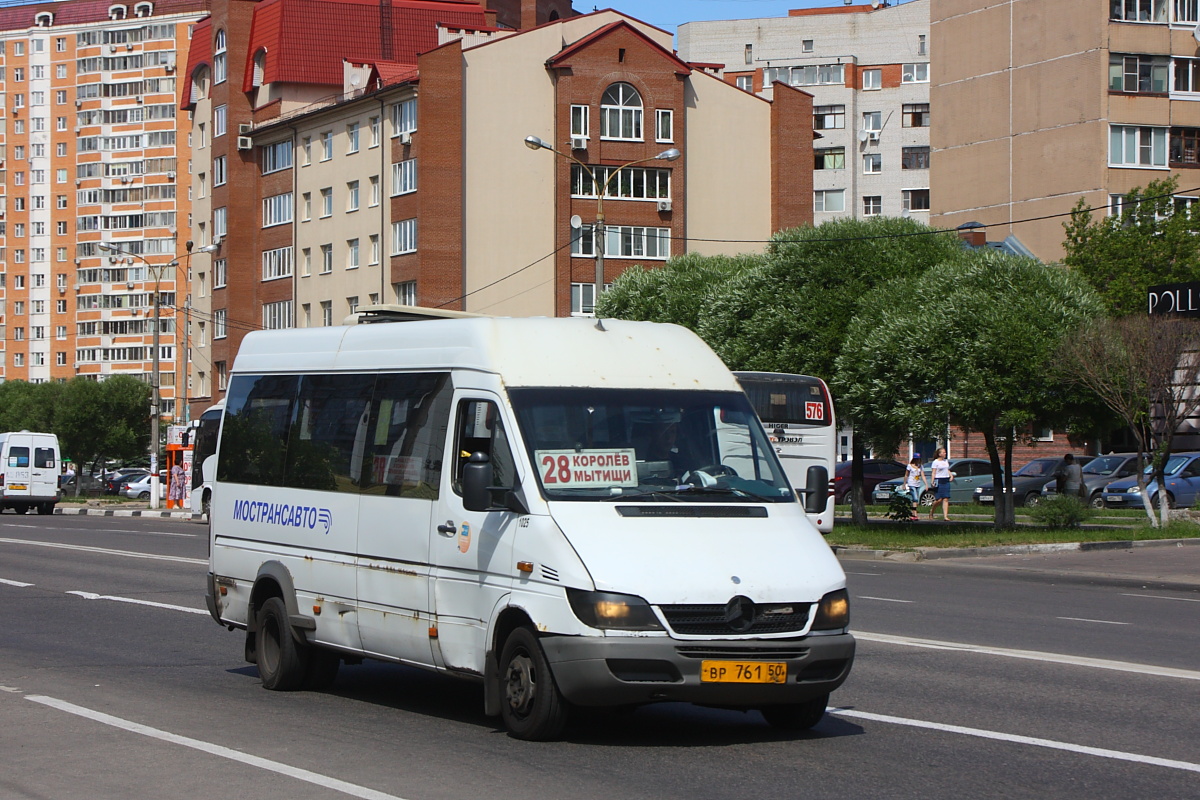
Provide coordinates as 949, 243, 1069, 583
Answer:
0, 0, 209, 421
181, 1, 814, 418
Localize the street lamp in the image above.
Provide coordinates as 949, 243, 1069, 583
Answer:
524, 135, 680, 315
98, 241, 215, 509
167, 242, 220, 427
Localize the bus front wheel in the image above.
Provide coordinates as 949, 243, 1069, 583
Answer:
256, 597, 308, 691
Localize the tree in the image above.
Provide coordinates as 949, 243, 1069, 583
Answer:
596, 251, 759, 329
1057, 315, 1200, 527
55, 377, 151, 494
0, 380, 60, 433
837, 250, 1104, 528
1063, 176, 1200, 317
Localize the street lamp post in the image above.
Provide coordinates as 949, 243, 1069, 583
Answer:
99, 242, 216, 509
167, 242, 220, 426
524, 135, 680, 315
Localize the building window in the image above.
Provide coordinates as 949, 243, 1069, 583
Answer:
262, 140, 293, 173
369, 116, 381, 147
392, 218, 417, 255
321, 301, 333, 326
1170, 127, 1200, 164
346, 238, 360, 269
347, 122, 360, 153
736, 75, 753, 92
571, 104, 589, 138
1111, 0, 1166, 22
902, 189, 930, 212
863, 153, 882, 174
392, 98, 417, 135
570, 165, 670, 199
656, 109, 673, 143
600, 82, 643, 141
902, 146, 931, 170
213, 29, 227, 83
744, 43, 753, 65
765, 64, 845, 87
214, 309, 227, 339
214, 104, 226, 137
217, 362, 228, 392
214, 259, 227, 288
302, 137, 312, 165
1110, 124, 1168, 166
321, 188, 333, 217
392, 159, 417, 195
301, 247, 312, 275
571, 282, 598, 316
262, 193, 293, 227
902, 63, 929, 83
1174, 57, 1200, 93
815, 147, 845, 170
301, 192, 311, 220
863, 196, 883, 217
1110, 54, 1169, 93
262, 300, 293, 330
370, 175, 380, 207
1177, 0, 1200, 23
321, 131, 333, 161
346, 181, 359, 212
395, 281, 416, 306
802, 39, 814, 53
317, 244, 331, 274
814, 189, 845, 213
918, 34, 927, 56
369, 234, 380, 264
573, 226, 669, 259
262, 246, 293, 280
214, 207, 227, 238
861, 68, 881, 90
347, 296, 359, 316
814, 105, 845, 130
213, 156, 227, 186
903, 103, 930, 128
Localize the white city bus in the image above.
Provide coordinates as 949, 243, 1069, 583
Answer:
734, 372, 836, 533
188, 400, 224, 517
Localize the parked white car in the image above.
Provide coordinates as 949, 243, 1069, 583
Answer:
121, 472, 166, 500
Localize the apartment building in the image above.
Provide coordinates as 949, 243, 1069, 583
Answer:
931, 0, 1200, 260
0, 0, 208, 421
182, 1, 813, 417
678, 0, 931, 224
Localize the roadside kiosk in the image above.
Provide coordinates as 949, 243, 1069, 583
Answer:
165, 425, 193, 509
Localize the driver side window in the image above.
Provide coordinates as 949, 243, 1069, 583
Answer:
453, 399, 516, 493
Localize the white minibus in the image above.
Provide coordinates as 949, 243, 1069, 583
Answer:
734, 372, 836, 533
0, 431, 62, 515
205, 312, 854, 740
188, 400, 224, 517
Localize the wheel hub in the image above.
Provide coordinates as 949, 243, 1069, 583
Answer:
504, 653, 536, 716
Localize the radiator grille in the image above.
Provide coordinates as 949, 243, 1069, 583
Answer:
659, 602, 812, 635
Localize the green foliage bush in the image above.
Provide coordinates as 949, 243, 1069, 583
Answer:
1028, 495, 1094, 529
885, 490, 917, 523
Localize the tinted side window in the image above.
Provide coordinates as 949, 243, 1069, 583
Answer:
360, 372, 452, 498
218, 374, 298, 485
454, 399, 516, 493
34, 447, 56, 468
8, 447, 30, 467
285, 374, 378, 492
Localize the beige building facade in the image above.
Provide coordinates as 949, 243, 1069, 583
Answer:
932, 0, 1200, 260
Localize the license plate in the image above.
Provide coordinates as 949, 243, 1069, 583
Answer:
875, 492, 890, 501
979, 494, 992, 502
700, 660, 787, 684
1106, 496, 1123, 503
8, 484, 27, 491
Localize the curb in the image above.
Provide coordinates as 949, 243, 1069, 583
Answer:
832, 537, 1200, 561
53, 507, 203, 520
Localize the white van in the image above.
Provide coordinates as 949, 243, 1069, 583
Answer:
205, 312, 854, 740
0, 431, 62, 515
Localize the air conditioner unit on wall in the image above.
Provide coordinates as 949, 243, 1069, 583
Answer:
657, 199, 672, 212
570, 136, 587, 150
239, 123, 253, 135
398, 132, 412, 146
236, 136, 253, 151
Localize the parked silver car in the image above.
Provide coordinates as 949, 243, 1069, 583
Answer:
1040, 453, 1138, 508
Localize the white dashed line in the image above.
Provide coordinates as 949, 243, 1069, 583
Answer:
1057, 617, 1130, 626
66, 591, 209, 616
857, 595, 914, 603
1122, 593, 1200, 603
0, 578, 34, 587
0, 537, 206, 565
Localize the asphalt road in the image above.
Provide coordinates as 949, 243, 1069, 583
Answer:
1, 514, 1197, 799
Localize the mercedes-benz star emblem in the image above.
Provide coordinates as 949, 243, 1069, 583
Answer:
723, 595, 756, 633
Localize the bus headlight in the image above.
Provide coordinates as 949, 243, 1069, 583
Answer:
566, 589, 664, 631
811, 589, 850, 631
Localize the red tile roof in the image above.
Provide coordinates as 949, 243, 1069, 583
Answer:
241, 0, 488, 92
0, 0, 210, 29
181, 15, 212, 109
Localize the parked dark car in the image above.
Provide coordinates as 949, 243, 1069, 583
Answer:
104, 470, 149, 495
1041, 453, 1138, 508
833, 459, 906, 504
58, 473, 103, 496
973, 455, 1094, 507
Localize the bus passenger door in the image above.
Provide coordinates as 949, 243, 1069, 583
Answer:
430, 395, 518, 675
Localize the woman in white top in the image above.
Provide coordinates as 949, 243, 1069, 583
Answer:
929, 448, 953, 521
903, 456, 928, 504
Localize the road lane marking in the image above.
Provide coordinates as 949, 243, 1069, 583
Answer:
0, 578, 34, 587
843, 571, 882, 576
1058, 617, 1130, 626
829, 707, 1200, 775
855, 631, 1200, 681
857, 596, 914, 603
0, 537, 206, 565
1122, 593, 1200, 603
25, 695, 408, 800
4, 523, 196, 538
66, 591, 208, 616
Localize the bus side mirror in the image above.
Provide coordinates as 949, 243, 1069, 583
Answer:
463, 452, 493, 512
802, 465, 829, 514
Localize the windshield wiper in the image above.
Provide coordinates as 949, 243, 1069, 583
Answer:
600, 488, 689, 502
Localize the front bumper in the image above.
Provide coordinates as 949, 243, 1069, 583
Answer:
540, 632, 855, 708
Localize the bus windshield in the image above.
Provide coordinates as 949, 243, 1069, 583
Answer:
509, 388, 794, 502
735, 373, 831, 428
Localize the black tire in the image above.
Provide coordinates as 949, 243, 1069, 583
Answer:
302, 648, 341, 690
256, 597, 309, 691
138, 491, 151, 500
1088, 493, 1105, 509
37, 503, 54, 515
760, 694, 829, 731
201, 490, 211, 518
1023, 492, 1040, 508
918, 490, 935, 507
1151, 492, 1176, 510
499, 626, 568, 741
14, 505, 28, 515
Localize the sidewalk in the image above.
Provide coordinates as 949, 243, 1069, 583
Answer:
54, 502, 201, 520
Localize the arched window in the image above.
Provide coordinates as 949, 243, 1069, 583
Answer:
35, 12, 54, 27
600, 82, 643, 141
252, 49, 267, 87
213, 29, 227, 84
108, 5, 127, 20
134, 2, 154, 17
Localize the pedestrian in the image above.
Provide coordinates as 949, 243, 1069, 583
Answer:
169, 462, 186, 508
929, 447, 953, 521
903, 455, 928, 505
1060, 453, 1084, 499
